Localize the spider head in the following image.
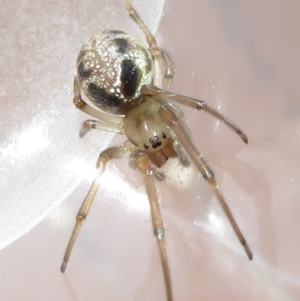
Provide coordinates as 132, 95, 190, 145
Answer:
124, 99, 171, 150
124, 99, 178, 167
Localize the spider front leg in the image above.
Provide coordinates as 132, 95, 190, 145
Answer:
135, 152, 173, 301
61, 145, 131, 273
142, 86, 248, 144
159, 104, 253, 261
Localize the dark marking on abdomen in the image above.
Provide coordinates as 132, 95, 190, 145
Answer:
77, 61, 93, 79
120, 59, 140, 98
88, 83, 121, 108
114, 38, 129, 54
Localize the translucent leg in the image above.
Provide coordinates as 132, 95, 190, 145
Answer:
173, 139, 190, 167
61, 145, 130, 273
159, 105, 253, 260
161, 50, 174, 91
142, 85, 248, 144
122, 0, 174, 90
135, 152, 173, 301
122, 0, 157, 48
79, 119, 125, 137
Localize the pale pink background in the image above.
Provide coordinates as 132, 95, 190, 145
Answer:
1, 0, 300, 300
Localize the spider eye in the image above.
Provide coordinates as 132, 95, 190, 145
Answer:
148, 136, 162, 149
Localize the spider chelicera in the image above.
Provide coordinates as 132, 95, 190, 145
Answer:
61, 1, 253, 300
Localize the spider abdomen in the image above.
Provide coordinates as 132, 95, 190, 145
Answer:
77, 30, 153, 115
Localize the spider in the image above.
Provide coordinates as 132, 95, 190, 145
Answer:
61, 1, 253, 300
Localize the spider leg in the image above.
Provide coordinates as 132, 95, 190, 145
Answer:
73, 75, 124, 126
122, 0, 174, 90
61, 145, 131, 273
122, 0, 156, 48
79, 119, 125, 137
158, 104, 253, 260
135, 152, 173, 301
161, 50, 174, 91
142, 85, 248, 144
173, 139, 190, 167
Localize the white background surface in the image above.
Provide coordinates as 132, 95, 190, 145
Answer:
1, 0, 300, 300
